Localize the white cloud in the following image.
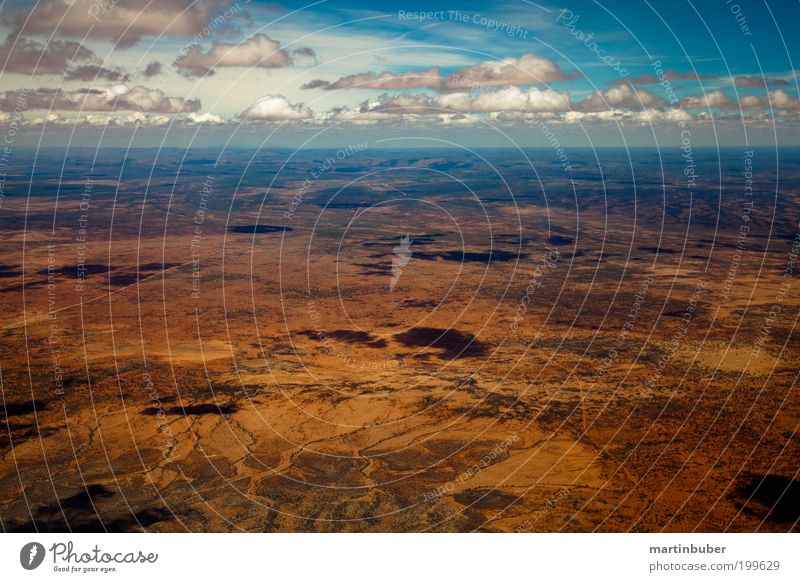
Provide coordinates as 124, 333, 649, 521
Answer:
678, 89, 800, 111
186, 112, 226, 124
578, 84, 665, 112
239, 95, 312, 121
353, 87, 571, 115
175, 34, 296, 77
563, 108, 692, 124
0, 85, 200, 113
680, 90, 733, 109
768, 89, 800, 110
25, 112, 174, 127
468, 87, 570, 112
443, 53, 573, 89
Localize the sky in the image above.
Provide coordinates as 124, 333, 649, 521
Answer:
0, 0, 799, 147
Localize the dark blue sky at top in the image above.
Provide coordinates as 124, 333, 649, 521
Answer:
272, 0, 799, 84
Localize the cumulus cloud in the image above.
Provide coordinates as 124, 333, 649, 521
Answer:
448, 87, 570, 112
186, 111, 226, 124
324, 105, 700, 127
353, 87, 571, 116
27, 112, 175, 127
680, 90, 734, 109
302, 53, 572, 92
323, 106, 407, 124
767, 89, 800, 110
443, 53, 573, 89
6, 0, 235, 46
25, 111, 231, 127
175, 34, 303, 77
0, 85, 200, 113
739, 95, 762, 108
359, 93, 440, 114
734, 75, 789, 88
0, 35, 95, 75
322, 107, 484, 126
563, 108, 693, 125
238, 95, 312, 121
679, 89, 800, 110
577, 84, 665, 112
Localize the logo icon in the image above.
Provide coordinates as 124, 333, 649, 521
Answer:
390, 235, 413, 291
20, 542, 46, 570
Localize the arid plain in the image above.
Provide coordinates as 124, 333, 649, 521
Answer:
1, 147, 798, 532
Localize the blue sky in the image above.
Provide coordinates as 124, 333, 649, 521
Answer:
0, 0, 798, 146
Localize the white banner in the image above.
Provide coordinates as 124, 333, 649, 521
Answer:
1, 534, 797, 581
